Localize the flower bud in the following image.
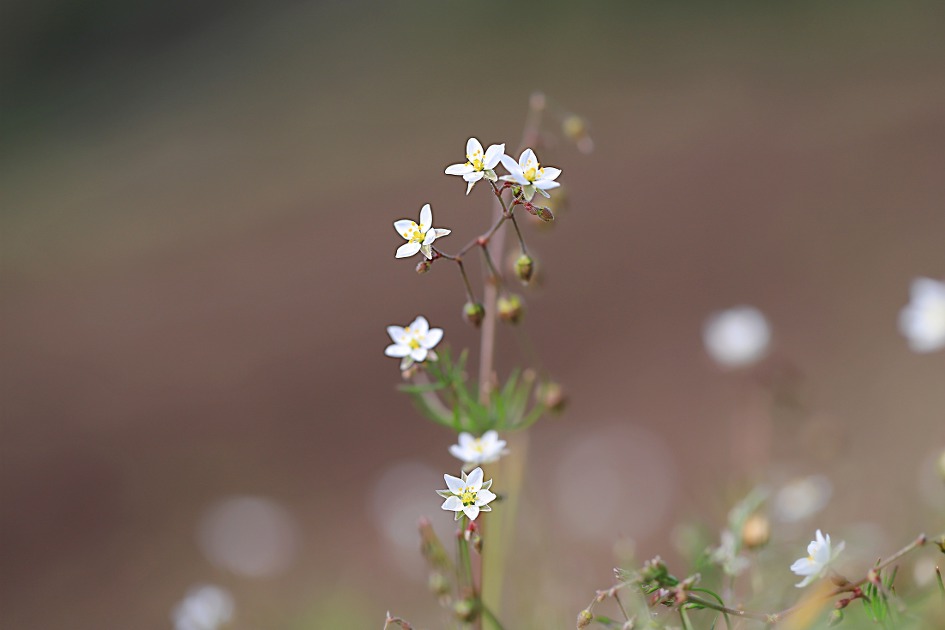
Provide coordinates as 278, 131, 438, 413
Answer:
428, 572, 450, 597
829, 609, 844, 626
741, 513, 770, 550
416, 259, 432, 274
453, 599, 477, 622
537, 382, 567, 413
497, 294, 524, 324
463, 301, 485, 328
576, 609, 593, 628
515, 254, 535, 284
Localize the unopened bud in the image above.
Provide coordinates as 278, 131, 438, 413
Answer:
537, 381, 567, 413
741, 513, 770, 550
428, 572, 450, 597
535, 206, 554, 222
453, 599, 477, 622
416, 259, 432, 274
576, 609, 593, 628
828, 609, 844, 626
515, 254, 535, 284
463, 301, 485, 328
498, 294, 524, 324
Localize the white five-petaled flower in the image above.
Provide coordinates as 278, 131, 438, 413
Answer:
898, 277, 945, 353
449, 430, 509, 467
436, 466, 496, 521
790, 529, 844, 588
444, 137, 505, 194
499, 148, 561, 202
384, 315, 443, 370
394, 204, 451, 260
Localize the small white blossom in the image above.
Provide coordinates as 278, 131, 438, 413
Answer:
499, 148, 561, 202
393, 204, 451, 260
898, 277, 945, 353
445, 137, 505, 194
449, 430, 509, 467
384, 315, 443, 370
436, 466, 496, 521
790, 529, 844, 588
171, 584, 234, 630
703, 306, 771, 368
711, 530, 750, 577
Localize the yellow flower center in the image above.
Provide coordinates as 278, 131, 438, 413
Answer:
409, 338, 421, 350
401, 222, 426, 244
472, 439, 484, 453
459, 488, 478, 507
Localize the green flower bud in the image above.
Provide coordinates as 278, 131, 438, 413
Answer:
453, 599, 477, 622
515, 254, 535, 284
463, 301, 485, 328
537, 381, 567, 413
428, 572, 450, 597
497, 294, 524, 324
577, 609, 593, 628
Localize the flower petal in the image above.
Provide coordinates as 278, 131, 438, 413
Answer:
540, 167, 562, 181
445, 163, 474, 176
466, 467, 484, 491
410, 347, 428, 362
419, 204, 432, 230
393, 219, 415, 237
433, 228, 451, 238
444, 474, 465, 494
463, 505, 480, 520
484, 143, 505, 168
466, 137, 484, 160
535, 180, 560, 191
519, 148, 537, 169
423, 328, 443, 349
411, 316, 429, 335
441, 496, 463, 512
384, 343, 410, 357
462, 171, 484, 183
387, 326, 406, 343
396, 242, 420, 258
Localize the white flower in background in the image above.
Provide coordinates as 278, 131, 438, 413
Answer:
393, 204, 451, 260
436, 466, 496, 521
385, 315, 443, 370
171, 584, 234, 630
790, 529, 844, 587
710, 530, 750, 577
444, 137, 505, 194
898, 277, 945, 353
499, 148, 562, 201
774, 475, 832, 523
449, 430, 509, 467
703, 306, 771, 368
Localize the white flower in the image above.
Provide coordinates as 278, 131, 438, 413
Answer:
393, 204, 451, 260
703, 306, 771, 368
499, 148, 562, 202
898, 277, 945, 353
436, 466, 497, 521
444, 137, 505, 194
790, 529, 844, 588
449, 430, 509, 467
171, 584, 234, 630
711, 530, 750, 577
384, 315, 443, 370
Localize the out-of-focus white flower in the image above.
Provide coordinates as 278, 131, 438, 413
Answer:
436, 466, 496, 521
449, 430, 508, 467
500, 148, 561, 202
394, 204, 451, 260
172, 584, 234, 630
898, 277, 945, 353
774, 475, 832, 523
703, 306, 771, 368
445, 137, 505, 194
385, 315, 443, 371
790, 529, 844, 587
711, 530, 750, 577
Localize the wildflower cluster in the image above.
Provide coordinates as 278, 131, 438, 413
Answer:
382, 95, 583, 630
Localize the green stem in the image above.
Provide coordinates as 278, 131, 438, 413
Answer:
479, 602, 506, 630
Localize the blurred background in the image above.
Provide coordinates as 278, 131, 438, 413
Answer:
2, 1, 944, 628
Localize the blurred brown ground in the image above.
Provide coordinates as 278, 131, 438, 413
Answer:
2, 2, 945, 628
